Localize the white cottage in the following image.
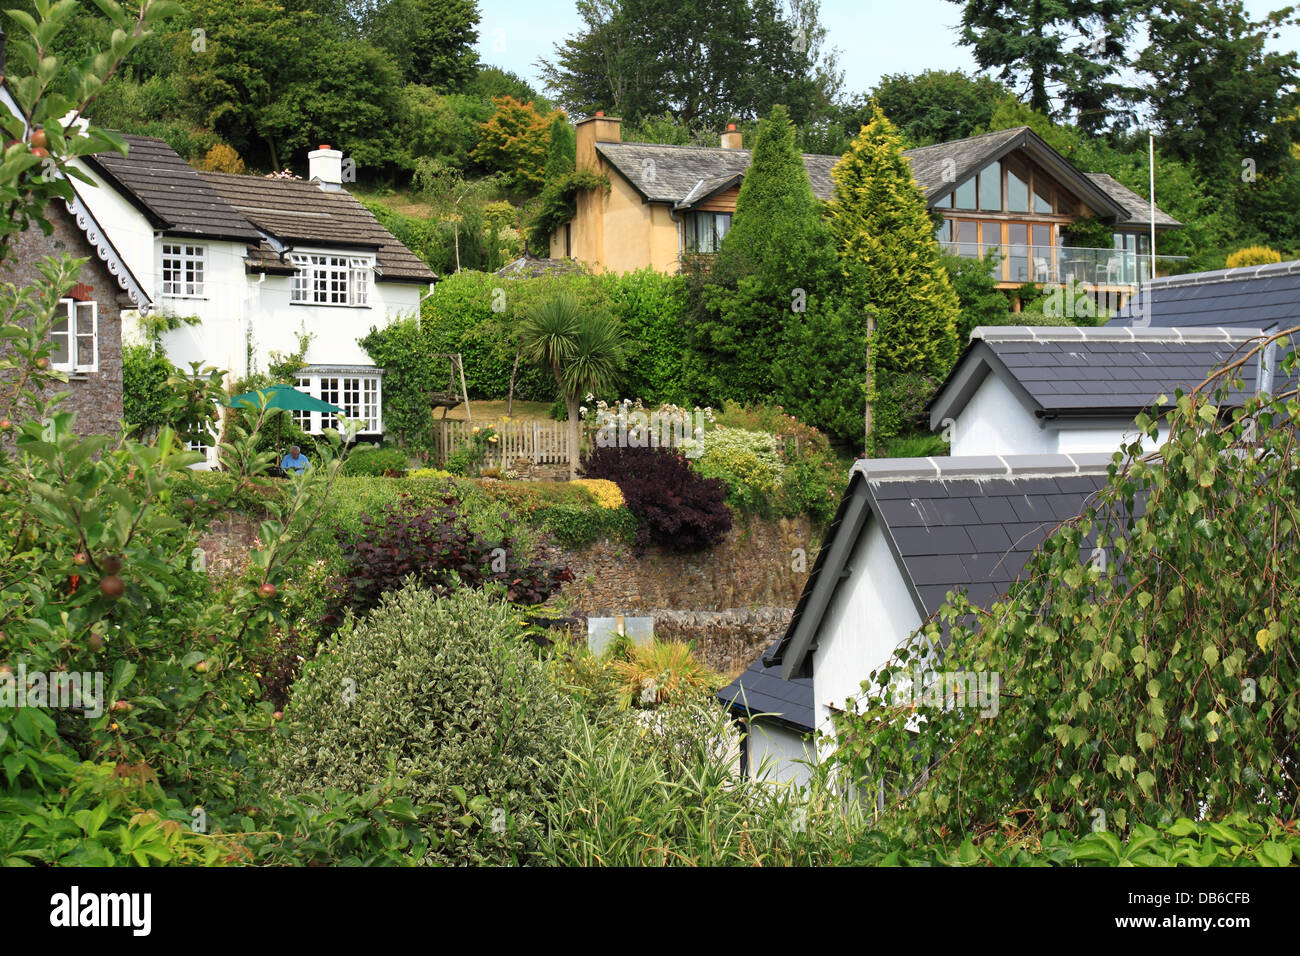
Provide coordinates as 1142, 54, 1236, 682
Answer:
733, 453, 1117, 780
70, 136, 436, 454
928, 325, 1266, 456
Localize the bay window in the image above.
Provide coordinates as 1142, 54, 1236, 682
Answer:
293, 370, 382, 434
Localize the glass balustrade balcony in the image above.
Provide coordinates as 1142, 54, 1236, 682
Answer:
939, 241, 1185, 288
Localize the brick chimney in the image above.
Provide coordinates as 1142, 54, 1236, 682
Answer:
720, 123, 742, 149
576, 112, 621, 171
308, 144, 343, 190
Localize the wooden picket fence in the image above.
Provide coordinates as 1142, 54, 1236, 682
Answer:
433, 419, 572, 466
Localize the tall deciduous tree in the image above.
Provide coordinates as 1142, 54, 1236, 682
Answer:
354, 0, 480, 89
1136, 0, 1300, 182
828, 105, 960, 451
539, 0, 842, 130
683, 104, 839, 407
867, 70, 1011, 146
949, 0, 1136, 130
470, 95, 556, 193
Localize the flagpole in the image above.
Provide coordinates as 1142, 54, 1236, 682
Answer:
1148, 131, 1157, 281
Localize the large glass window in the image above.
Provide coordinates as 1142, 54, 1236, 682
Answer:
1033, 179, 1053, 213
956, 220, 979, 257
1007, 167, 1029, 213
318, 375, 381, 433
684, 212, 732, 253
953, 177, 976, 209
1007, 223, 1029, 282
978, 163, 1002, 211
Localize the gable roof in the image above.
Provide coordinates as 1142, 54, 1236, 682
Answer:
1085, 172, 1181, 228
769, 454, 1117, 680
716, 643, 814, 733
1113, 259, 1300, 330
198, 172, 435, 283
900, 127, 1136, 222
593, 126, 1176, 227
929, 325, 1265, 428
84, 135, 262, 242
595, 141, 838, 203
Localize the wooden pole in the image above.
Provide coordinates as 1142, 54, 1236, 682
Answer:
863, 312, 875, 455
456, 353, 472, 424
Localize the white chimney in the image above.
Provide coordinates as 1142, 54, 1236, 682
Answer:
720, 123, 742, 149
308, 144, 343, 190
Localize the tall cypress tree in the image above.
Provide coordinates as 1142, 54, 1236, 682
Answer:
828, 104, 960, 451
683, 104, 838, 406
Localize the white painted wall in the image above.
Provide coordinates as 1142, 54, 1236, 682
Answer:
952, 373, 1172, 457
811, 516, 923, 759
949, 373, 1056, 456
70, 160, 424, 380
746, 719, 815, 788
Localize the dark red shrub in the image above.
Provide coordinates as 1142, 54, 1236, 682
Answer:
321, 493, 573, 631
580, 445, 733, 554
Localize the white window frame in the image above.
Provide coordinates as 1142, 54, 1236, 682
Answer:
51, 298, 98, 373
289, 253, 372, 306
161, 243, 206, 298
294, 371, 382, 434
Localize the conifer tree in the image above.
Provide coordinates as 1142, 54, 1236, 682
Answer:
828, 104, 960, 451
684, 104, 838, 405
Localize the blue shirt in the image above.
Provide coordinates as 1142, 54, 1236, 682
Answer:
281, 453, 309, 473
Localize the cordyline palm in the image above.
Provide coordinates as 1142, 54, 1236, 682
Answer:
521, 293, 625, 478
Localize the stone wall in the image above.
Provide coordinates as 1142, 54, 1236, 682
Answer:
550, 516, 816, 674
195, 511, 818, 677
1, 204, 126, 437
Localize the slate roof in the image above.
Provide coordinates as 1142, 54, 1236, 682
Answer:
1085, 172, 1181, 228
770, 454, 1120, 679
716, 643, 814, 733
594, 126, 1177, 227
85, 135, 262, 242
594, 141, 838, 202
495, 256, 588, 278
199, 172, 436, 283
1113, 259, 1300, 330
929, 325, 1266, 428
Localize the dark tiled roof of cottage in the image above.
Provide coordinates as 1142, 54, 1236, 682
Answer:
929, 326, 1265, 426
199, 172, 436, 283
86, 135, 262, 241
716, 643, 814, 733
1113, 260, 1300, 330
1085, 172, 1181, 228
770, 454, 1121, 678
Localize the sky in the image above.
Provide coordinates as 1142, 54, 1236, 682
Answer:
475, 0, 1300, 106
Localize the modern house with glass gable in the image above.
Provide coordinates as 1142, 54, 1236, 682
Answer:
67, 136, 436, 458
551, 118, 1179, 308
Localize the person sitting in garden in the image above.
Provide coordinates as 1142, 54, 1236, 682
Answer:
280, 445, 309, 474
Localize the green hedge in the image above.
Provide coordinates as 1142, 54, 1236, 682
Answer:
361, 270, 693, 449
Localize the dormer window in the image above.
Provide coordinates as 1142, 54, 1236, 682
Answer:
290, 253, 371, 306
684, 212, 732, 254
161, 243, 205, 297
